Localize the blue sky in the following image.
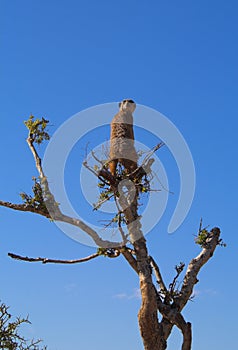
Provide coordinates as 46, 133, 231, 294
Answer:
0, 0, 238, 349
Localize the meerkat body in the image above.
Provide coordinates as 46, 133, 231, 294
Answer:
109, 99, 138, 176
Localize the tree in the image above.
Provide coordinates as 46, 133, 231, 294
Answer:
0, 301, 47, 350
0, 116, 224, 350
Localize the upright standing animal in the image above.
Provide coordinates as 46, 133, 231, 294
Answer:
109, 99, 138, 176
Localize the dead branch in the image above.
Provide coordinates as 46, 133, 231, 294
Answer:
8, 252, 100, 264
83, 160, 111, 187
127, 142, 164, 181
91, 149, 106, 166
141, 142, 164, 166
149, 256, 167, 294
169, 262, 185, 296
93, 193, 115, 210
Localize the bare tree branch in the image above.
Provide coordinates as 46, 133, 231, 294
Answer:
27, 136, 45, 178
177, 227, 221, 311
58, 213, 123, 248
8, 252, 100, 264
120, 247, 138, 274
151, 227, 221, 349
142, 142, 165, 165
149, 255, 167, 293
91, 149, 106, 166
0, 200, 51, 218
0, 199, 123, 248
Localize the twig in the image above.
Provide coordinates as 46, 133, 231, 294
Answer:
82, 160, 100, 178
120, 142, 164, 181
8, 252, 100, 264
153, 170, 174, 194
91, 150, 105, 165
169, 262, 185, 295
141, 142, 165, 165
149, 256, 167, 293
93, 193, 114, 211
83, 161, 111, 189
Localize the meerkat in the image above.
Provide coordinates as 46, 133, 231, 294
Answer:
108, 99, 138, 176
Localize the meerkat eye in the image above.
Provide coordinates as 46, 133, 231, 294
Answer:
128, 99, 135, 104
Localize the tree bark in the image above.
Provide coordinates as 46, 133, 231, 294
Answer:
134, 237, 167, 350
119, 188, 166, 349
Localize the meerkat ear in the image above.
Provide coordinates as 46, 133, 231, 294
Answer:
118, 102, 122, 109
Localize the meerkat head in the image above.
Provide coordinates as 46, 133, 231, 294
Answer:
118, 99, 136, 113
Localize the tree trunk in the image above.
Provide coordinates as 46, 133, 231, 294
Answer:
134, 237, 167, 350
121, 190, 166, 349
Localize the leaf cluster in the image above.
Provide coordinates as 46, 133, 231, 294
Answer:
0, 302, 47, 350
195, 229, 210, 248
97, 248, 120, 258
24, 115, 50, 145
195, 225, 226, 248
20, 177, 49, 216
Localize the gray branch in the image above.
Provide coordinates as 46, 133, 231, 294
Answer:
177, 227, 220, 311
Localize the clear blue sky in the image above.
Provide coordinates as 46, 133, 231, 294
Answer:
1, 1, 237, 349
